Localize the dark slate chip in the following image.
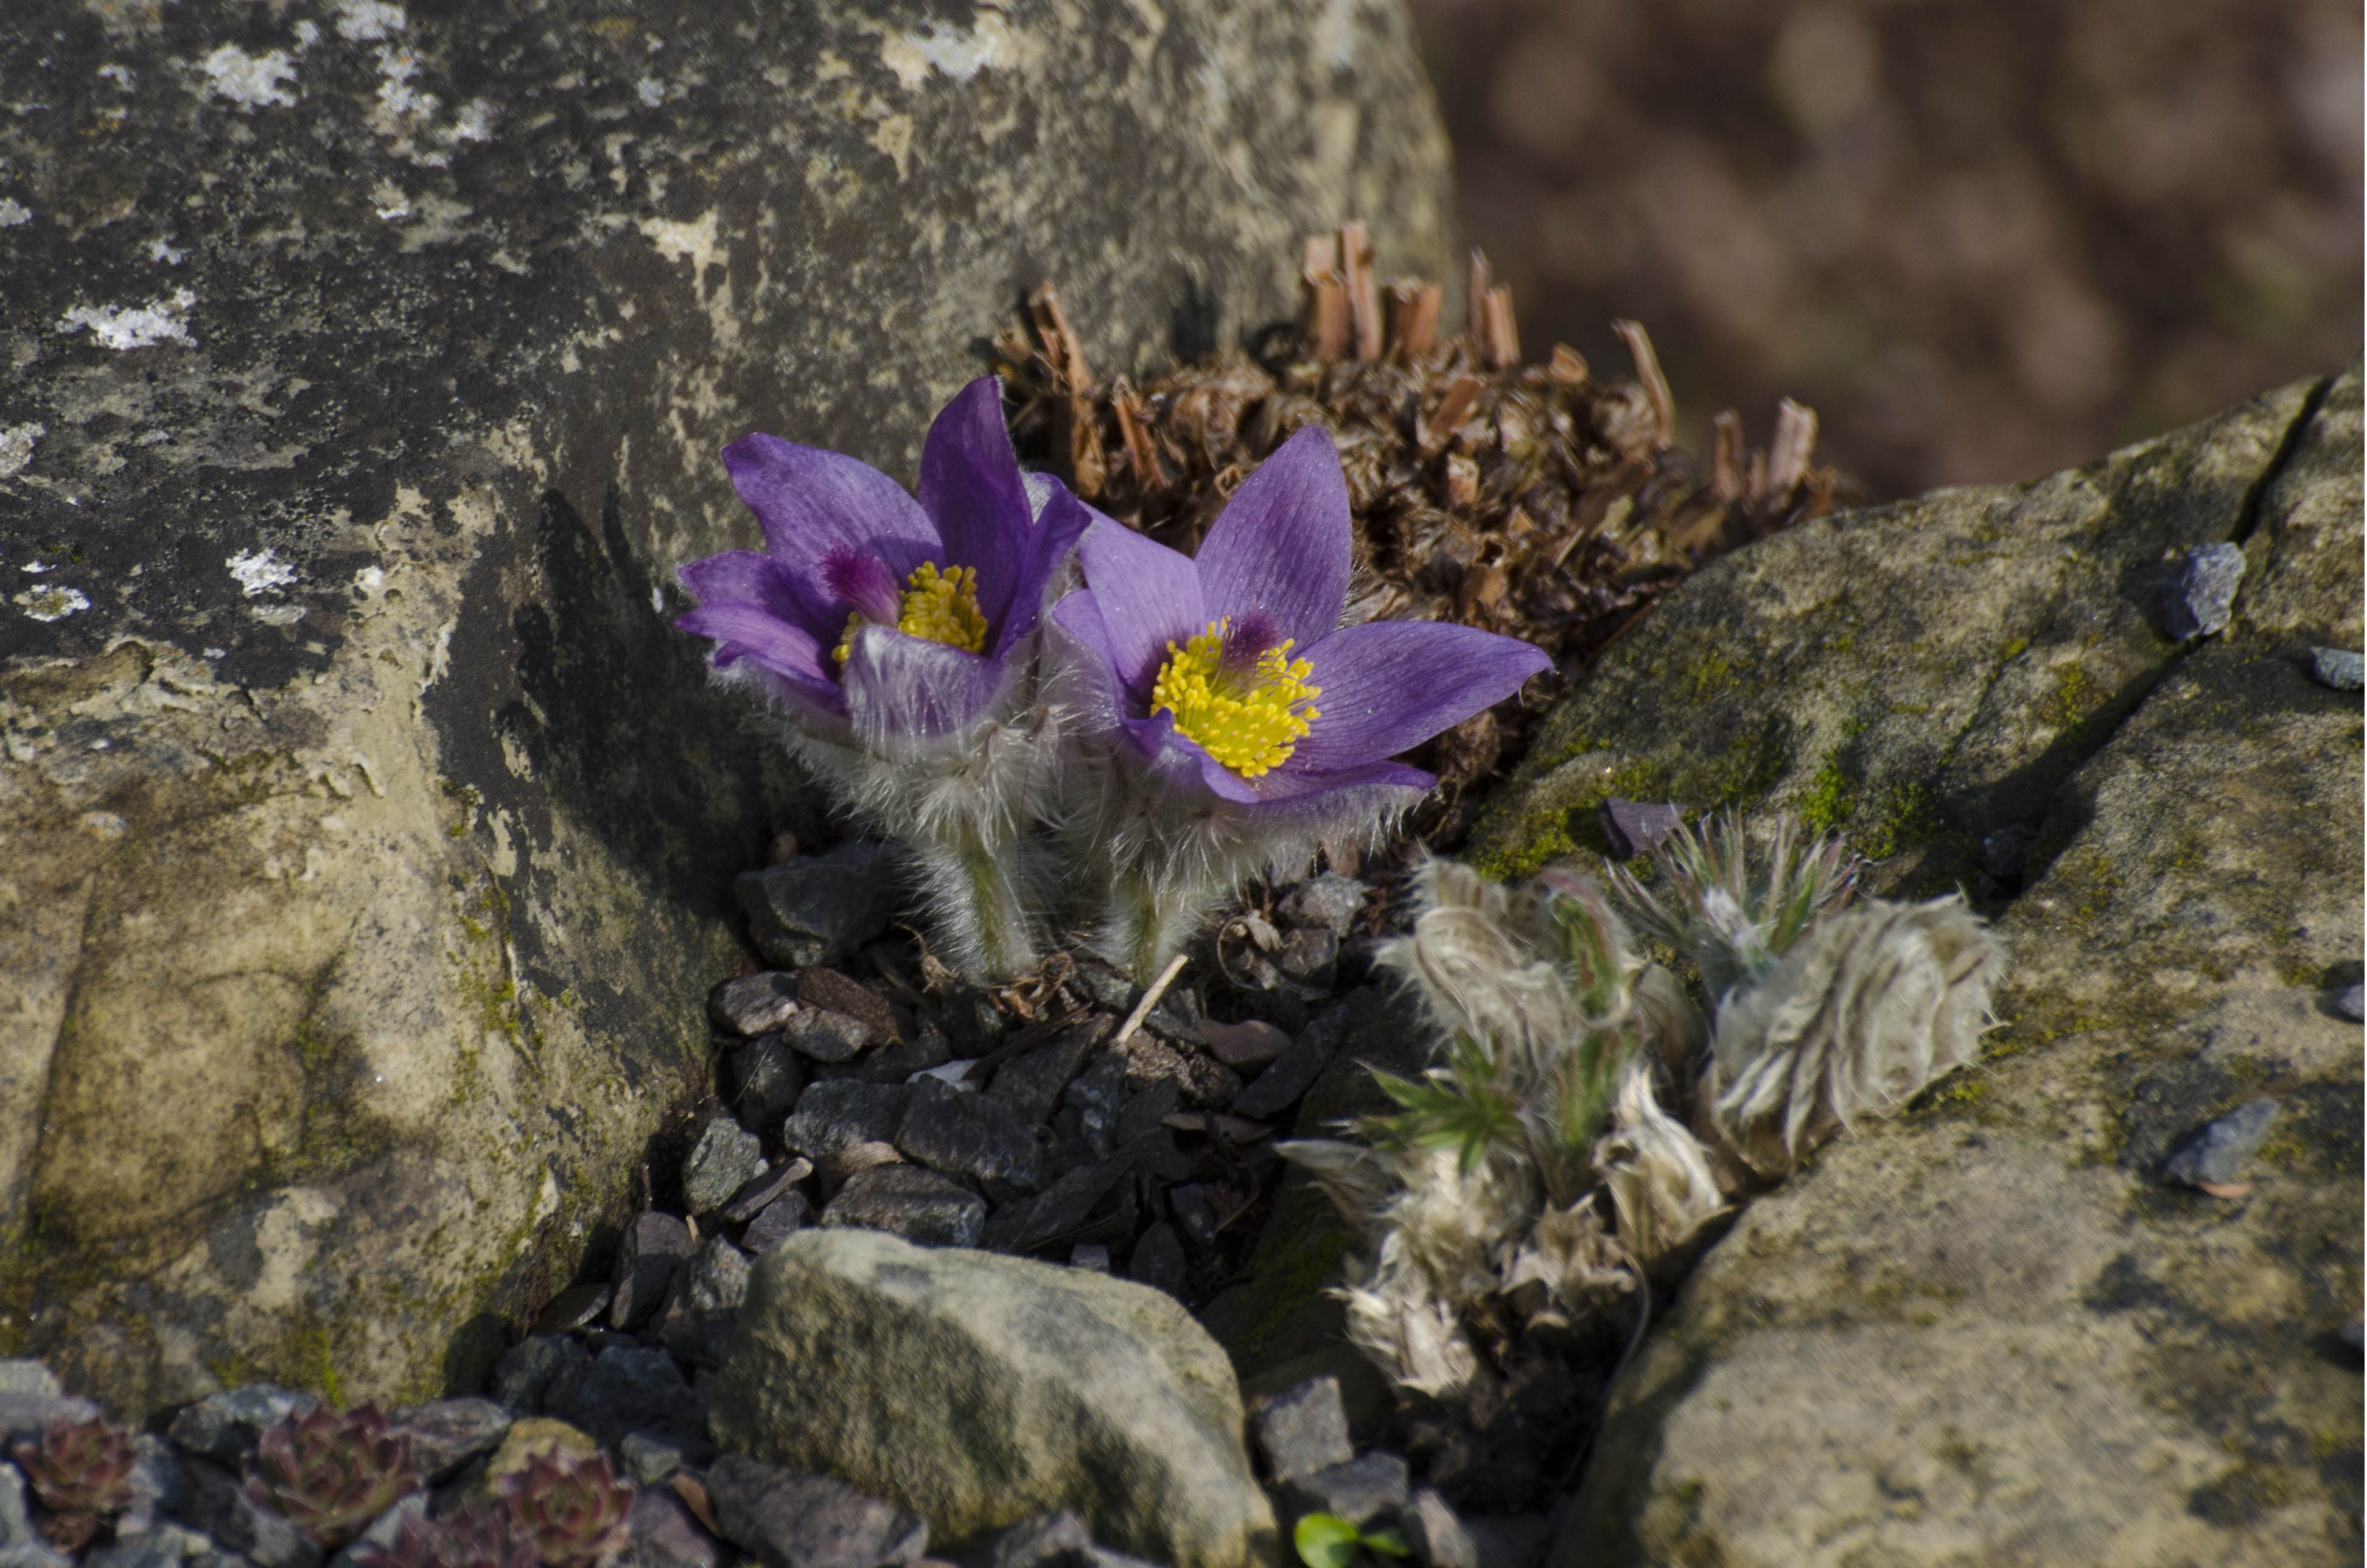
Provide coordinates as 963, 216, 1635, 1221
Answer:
1231, 1021, 1338, 1121
795, 968, 900, 1045
659, 1237, 751, 1370
1275, 1450, 1411, 1530
725, 1036, 809, 1129
1980, 824, 2038, 881
179, 1459, 323, 1568
164, 1385, 316, 1465
707, 1454, 929, 1568
783, 1081, 912, 1161
1197, 1017, 1291, 1072
544, 1346, 710, 1451
720, 1159, 811, 1225
2161, 1097, 2278, 1188
491, 1335, 590, 1414
387, 1398, 511, 1484
959, 1508, 1088, 1568
984, 1023, 1107, 1126
708, 971, 802, 1037
2307, 646, 2364, 691
783, 1007, 874, 1065
741, 1189, 813, 1255
1127, 1221, 1187, 1297
734, 844, 902, 971
682, 1121, 768, 1215
820, 1164, 987, 1249
610, 1213, 694, 1329
896, 1078, 1044, 1192
532, 1281, 614, 1335
1250, 1375, 1354, 1482
2161, 541, 2245, 639
1598, 797, 1684, 860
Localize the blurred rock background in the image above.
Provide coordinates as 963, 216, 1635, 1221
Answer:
1407, 0, 2362, 498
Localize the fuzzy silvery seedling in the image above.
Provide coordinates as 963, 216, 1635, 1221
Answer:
1050, 427, 1550, 977
675, 377, 1092, 978
1280, 859, 1721, 1397
1607, 811, 2003, 1176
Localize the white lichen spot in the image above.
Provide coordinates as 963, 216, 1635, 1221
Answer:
147, 237, 187, 263
15, 584, 89, 622
227, 545, 298, 597
444, 97, 494, 142
369, 178, 413, 220
0, 198, 29, 228
0, 422, 40, 477
251, 602, 306, 626
636, 75, 666, 107
59, 287, 196, 349
292, 19, 321, 49
355, 564, 385, 593
78, 810, 128, 840
334, 0, 408, 42
198, 44, 298, 110
879, 15, 1023, 91
869, 113, 915, 180
97, 64, 135, 91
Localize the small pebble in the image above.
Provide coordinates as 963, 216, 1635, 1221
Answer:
681, 1120, 767, 1215
740, 1189, 810, 1253
533, 1281, 613, 1335
2161, 542, 2244, 639
1068, 1244, 1110, 1272
1598, 797, 1683, 860
2161, 1097, 2278, 1189
2307, 646, 2364, 691
1980, 824, 2037, 883
716, 1158, 811, 1225
2335, 982, 2363, 1024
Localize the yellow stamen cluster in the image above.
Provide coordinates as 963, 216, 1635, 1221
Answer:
1150, 618, 1323, 778
836, 561, 990, 663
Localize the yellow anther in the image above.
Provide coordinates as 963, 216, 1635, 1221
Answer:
1150, 618, 1323, 778
835, 561, 990, 663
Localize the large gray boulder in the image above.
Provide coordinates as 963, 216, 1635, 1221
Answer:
0, 0, 1451, 1415
1493, 372, 2360, 1564
709, 1228, 1279, 1568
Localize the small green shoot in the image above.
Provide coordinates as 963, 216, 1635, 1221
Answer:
1293, 1513, 1411, 1568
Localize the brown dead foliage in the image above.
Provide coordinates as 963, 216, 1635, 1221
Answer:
993, 227, 1858, 829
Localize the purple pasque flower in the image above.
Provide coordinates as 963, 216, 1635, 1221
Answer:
1050, 424, 1551, 976
673, 376, 1091, 979
1053, 424, 1551, 808
674, 376, 1091, 743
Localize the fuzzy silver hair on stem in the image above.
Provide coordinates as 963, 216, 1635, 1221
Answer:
1280, 856, 1719, 1398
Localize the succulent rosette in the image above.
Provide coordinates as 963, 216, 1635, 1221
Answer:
497, 1449, 635, 1568
244, 1404, 419, 1549
676, 376, 1093, 976
1052, 425, 1553, 975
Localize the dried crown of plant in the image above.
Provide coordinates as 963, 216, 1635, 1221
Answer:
244, 1404, 419, 1549
497, 1446, 636, 1568
12, 1412, 138, 1517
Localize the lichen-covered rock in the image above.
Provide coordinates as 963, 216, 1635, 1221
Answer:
1467, 376, 2326, 891
709, 1228, 1279, 1568
0, 0, 1452, 1416
1541, 371, 2363, 1566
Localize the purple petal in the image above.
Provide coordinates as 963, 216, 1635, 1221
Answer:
1117, 713, 1262, 803
1075, 520, 1206, 696
993, 482, 1098, 660
1243, 757, 1436, 805
675, 603, 832, 685
917, 377, 1029, 632
677, 550, 812, 627
1193, 426, 1352, 652
820, 545, 903, 625
721, 433, 939, 583
1287, 620, 1552, 771
841, 625, 1008, 742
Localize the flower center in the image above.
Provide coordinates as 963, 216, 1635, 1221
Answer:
834, 561, 990, 663
1150, 617, 1323, 778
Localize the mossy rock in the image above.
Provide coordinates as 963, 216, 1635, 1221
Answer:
0, 0, 1452, 1418
1551, 373, 2363, 1564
